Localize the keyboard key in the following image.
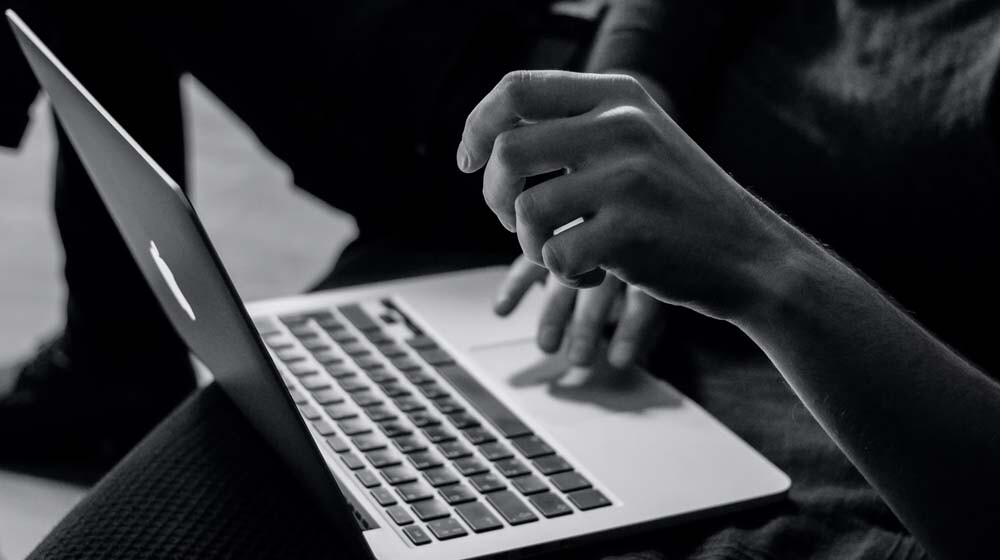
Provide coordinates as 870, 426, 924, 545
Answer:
377, 343, 407, 357
364, 406, 396, 422
455, 502, 503, 533
366, 449, 402, 468
469, 473, 506, 494
407, 450, 443, 470
495, 458, 531, 478
568, 489, 612, 510
463, 427, 496, 445
393, 396, 425, 412
379, 421, 413, 438
288, 324, 316, 338
327, 330, 357, 344
432, 398, 465, 414
392, 435, 427, 454
314, 315, 343, 331
381, 465, 419, 486
352, 433, 387, 452
301, 338, 330, 351
407, 411, 440, 427
255, 317, 282, 335
351, 391, 383, 408
298, 404, 321, 420
423, 466, 460, 487
511, 475, 548, 495
453, 457, 489, 476
337, 377, 369, 393
326, 435, 350, 453
447, 412, 480, 430
312, 349, 343, 364
364, 330, 393, 345
311, 419, 337, 436
486, 490, 539, 525
366, 368, 397, 384
510, 435, 554, 458
339, 304, 380, 331
289, 389, 308, 404
426, 517, 467, 541
380, 383, 411, 398
385, 505, 414, 526
275, 348, 306, 364
528, 492, 573, 518
435, 364, 535, 439
356, 469, 381, 488
325, 364, 357, 378
533, 455, 572, 475
390, 356, 421, 371
289, 363, 319, 377
437, 441, 472, 460
479, 442, 513, 461
354, 356, 385, 371
411, 498, 450, 521
402, 525, 432, 546
338, 418, 372, 436
299, 375, 330, 390
324, 403, 358, 421
439, 483, 477, 505
549, 471, 592, 493
341, 452, 365, 470
417, 383, 449, 400
311, 387, 344, 405
402, 369, 435, 386
423, 426, 456, 443
370, 487, 397, 507
406, 335, 437, 349
342, 342, 371, 356
418, 348, 455, 366
395, 481, 434, 503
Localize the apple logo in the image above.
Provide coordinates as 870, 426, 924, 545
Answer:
149, 240, 196, 321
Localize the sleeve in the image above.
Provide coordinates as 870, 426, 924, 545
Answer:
586, 0, 768, 122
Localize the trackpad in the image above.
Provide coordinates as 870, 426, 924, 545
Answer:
468, 340, 684, 432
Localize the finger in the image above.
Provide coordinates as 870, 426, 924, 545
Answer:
459, 71, 643, 173
608, 287, 664, 370
536, 278, 577, 354
494, 255, 548, 316
513, 167, 605, 265
482, 115, 594, 231
541, 211, 621, 288
567, 275, 623, 366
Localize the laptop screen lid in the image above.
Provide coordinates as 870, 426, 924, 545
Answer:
6, 11, 374, 557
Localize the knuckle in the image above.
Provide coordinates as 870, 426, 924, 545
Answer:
616, 74, 647, 101
514, 190, 541, 227
605, 105, 656, 147
500, 70, 533, 110
492, 130, 524, 170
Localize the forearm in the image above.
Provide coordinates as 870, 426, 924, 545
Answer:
733, 215, 1000, 559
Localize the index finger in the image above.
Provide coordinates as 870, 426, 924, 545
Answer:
457, 71, 641, 173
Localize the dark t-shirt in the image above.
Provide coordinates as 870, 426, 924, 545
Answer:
592, 0, 1000, 375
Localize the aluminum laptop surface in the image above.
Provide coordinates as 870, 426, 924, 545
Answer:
9, 10, 790, 560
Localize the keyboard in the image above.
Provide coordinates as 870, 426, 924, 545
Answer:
253, 301, 611, 546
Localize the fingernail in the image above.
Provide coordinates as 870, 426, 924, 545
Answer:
538, 326, 561, 352
456, 143, 470, 172
609, 342, 636, 369
494, 294, 511, 315
569, 337, 594, 365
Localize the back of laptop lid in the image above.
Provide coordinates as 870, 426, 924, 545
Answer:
6, 11, 374, 557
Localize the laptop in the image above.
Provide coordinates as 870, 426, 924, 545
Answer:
8, 10, 789, 559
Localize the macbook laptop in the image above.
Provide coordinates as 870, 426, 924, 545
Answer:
8, 10, 789, 559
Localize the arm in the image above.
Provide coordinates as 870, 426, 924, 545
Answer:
458, 70, 1000, 559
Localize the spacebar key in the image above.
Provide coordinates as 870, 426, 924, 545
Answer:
434, 364, 533, 438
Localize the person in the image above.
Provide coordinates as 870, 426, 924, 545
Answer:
1, 1, 998, 556
458, 69, 1000, 560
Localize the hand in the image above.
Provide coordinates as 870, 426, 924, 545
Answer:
458, 71, 794, 322
495, 255, 663, 369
